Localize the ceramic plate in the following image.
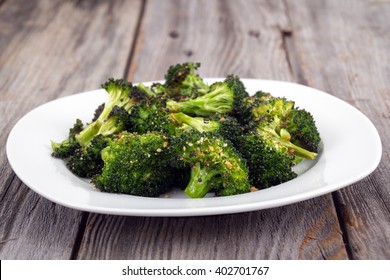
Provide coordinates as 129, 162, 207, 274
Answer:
6, 79, 382, 216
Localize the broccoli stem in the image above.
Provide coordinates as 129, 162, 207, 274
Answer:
261, 127, 318, 160
185, 162, 219, 198
166, 85, 233, 116
75, 120, 101, 147
171, 112, 220, 133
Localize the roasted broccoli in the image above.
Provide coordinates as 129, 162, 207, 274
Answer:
249, 93, 319, 160
285, 108, 321, 153
67, 134, 114, 178
51, 119, 83, 158
236, 133, 297, 189
156, 62, 209, 100
93, 132, 175, 197
51, 62, 322, 199
169, 131, 251, 198
170, 112, 244, 145
128, 99, 179, 136
166, 75, 248, 117
74, 78, 135, 147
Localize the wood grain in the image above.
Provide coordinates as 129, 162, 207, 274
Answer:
285, 0, 390, 259
2, 0, 387, 260
77, 0, 347, 260
0, 0, 142, 259
78, 196, 346, 260
127, 0, 294, 82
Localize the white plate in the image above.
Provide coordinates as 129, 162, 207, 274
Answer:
6, 79, 382, 217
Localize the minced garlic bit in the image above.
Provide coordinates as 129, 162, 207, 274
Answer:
163, 141, 168, 148
156, 148, 162, 153
209, 146, 214, 151
224, 161, 233, 169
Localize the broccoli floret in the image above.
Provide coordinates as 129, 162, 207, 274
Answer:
95, 105, 132, 136
169, 131, 250, 198
129, 100, 179, 136
162, 62, 209, 100
170, 112, 220, 133
171, 112, 244, 146
93, 132, 175, 197
166, 75, 249, 117
51, 119, 83, 158
250, 95, 318, 160
286, 108, 321, 153
67, 134, 114, 178
236, 133, 297, 189
73, 78, 134, 147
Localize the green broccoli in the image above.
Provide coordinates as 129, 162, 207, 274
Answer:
74, 78, 135, 147
51, 78, 157, 157
169, 131, 250, 198
159, 62, 209, 100
285, 108, 321, 153
236, 133, 297, 189
51, 119, 83, 158
93, 132, 175, 197
67, 134, 114, 178
250, 94, 318, 160
166, 75, 249, 117
170, 112, 244, 146
128, 100, 179, 136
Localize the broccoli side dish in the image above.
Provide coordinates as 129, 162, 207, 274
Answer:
51, 62, 321, 198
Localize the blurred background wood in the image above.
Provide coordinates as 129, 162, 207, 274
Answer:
0, 0, 388, 259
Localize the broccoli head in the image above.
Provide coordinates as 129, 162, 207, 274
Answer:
250, 94, 319, 160
67, 134, 114, 178
166, 75, 249, 117
93, 132, 175, 197
128, 100, 179, 136
51, 119, 83, 158
169, 131, 250, 198
285, 108, 321, 153
74, 78, 134, 147
162, 62, 209, 100
170, 112, 244, 146
236, 133, 297, 189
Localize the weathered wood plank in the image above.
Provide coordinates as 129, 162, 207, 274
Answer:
285, 0, 390, 259
78, 196, 346, 260
0, 0, 142, 259
77, 0, 347, 260
127, 0, 294, 82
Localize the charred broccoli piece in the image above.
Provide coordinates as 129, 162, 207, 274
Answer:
166, 75, 248, 117
67, 134, 114, 178
74, 78, 135, 147
250, 94, 318, 160
285, 108, 321, 153
51, 119, 83, 158
160, 62, 209, 100
93, 132, 175, 197
170, 112, 244, 145
169, 131, 250, 198
236, 133, 297, 189
128, 100, 179, 136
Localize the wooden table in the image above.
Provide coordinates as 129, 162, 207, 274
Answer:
1, 0, 389, 260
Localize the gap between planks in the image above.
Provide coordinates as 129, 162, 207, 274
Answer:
282, 0, 352, 259
123, 0, 148, 80
68, 0, 147, 260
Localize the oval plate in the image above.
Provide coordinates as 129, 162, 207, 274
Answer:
6, 79, 382, 216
